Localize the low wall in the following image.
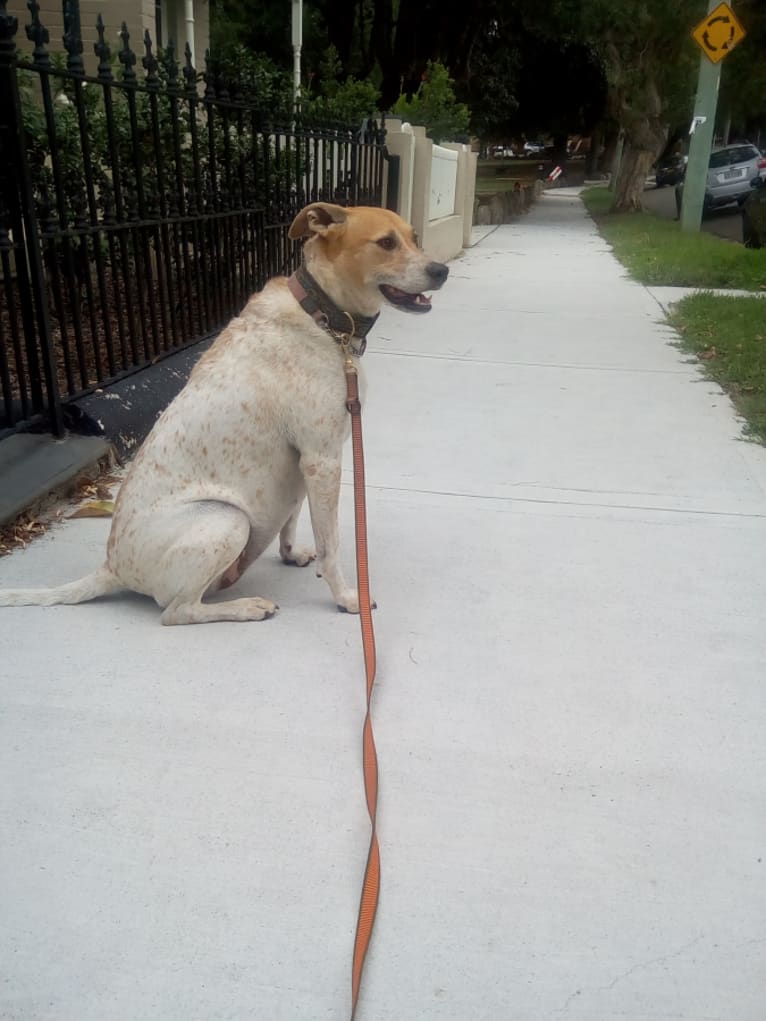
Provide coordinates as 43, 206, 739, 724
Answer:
474, 179, 546, 225
384, 120, 478, 261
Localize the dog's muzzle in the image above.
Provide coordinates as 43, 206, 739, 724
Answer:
379, 261, 449, 314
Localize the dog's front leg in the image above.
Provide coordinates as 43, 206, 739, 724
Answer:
300, 453, 359, 613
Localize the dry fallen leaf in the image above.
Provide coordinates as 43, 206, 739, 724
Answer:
700, 347, 717, 361
69, 500, 115, 519
0, 514, 47, 555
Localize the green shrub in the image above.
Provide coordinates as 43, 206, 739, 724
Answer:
392, 61, 470, 143
301, 45, 380, 126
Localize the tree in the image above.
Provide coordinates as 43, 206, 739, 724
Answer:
513, 0, 700, 211
717, 1, 766, 144
501, 30, 606, 162
392, 61, 470, 143
213, 0, 766, 215
462, 20, 520, 145
302, 45, 381, 124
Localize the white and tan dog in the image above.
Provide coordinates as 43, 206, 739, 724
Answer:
0, 203, 448, 624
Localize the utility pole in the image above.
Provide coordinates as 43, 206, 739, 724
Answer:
681, 0, 746, 232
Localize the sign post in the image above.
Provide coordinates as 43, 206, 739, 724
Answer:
680, 1, 746, 233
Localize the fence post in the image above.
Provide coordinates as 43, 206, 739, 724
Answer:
0, 0, 63, 435
385, 154, 400, 213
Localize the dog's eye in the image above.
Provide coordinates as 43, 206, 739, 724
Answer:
376, 236, 397, 251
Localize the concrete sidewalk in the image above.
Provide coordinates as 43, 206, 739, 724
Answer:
2, 191, 765, 1020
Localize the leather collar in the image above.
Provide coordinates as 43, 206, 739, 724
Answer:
287, 263, 379, 357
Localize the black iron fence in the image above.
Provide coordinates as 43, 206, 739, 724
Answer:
0, 0, 389, 439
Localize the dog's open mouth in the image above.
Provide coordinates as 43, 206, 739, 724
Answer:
379, 284, 432, 313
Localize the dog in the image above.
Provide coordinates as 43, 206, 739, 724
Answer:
0, 203, 448, 625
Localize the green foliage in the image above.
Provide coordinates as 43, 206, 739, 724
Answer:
464, 25, 520, 142
392, 61, 470, 143
17, 51, 305, 244
207, 45, 292, 114
209, 0, 292, 67
303, 77, 380, 125
204, 0, 766, 155
301, 45, 380, 125
718, 0, 766, 135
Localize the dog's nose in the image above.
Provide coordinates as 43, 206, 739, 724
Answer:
426, 261, 449, 287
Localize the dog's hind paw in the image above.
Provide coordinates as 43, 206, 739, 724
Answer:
280, 545, 316, 567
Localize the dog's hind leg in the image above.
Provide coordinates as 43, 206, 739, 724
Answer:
279, 497, 316, 567
116, 501, 277, 626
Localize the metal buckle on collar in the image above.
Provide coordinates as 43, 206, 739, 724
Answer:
288, 267, 373, 358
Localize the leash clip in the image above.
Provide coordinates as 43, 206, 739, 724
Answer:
337, 331, 363, 370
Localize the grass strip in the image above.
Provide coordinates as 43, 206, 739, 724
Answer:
669, 293, 766, 443
582, 186, 766, 291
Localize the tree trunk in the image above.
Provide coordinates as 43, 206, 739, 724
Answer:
721, 108, 731, 146
601, 40, 668, 212
585, 125, 603, 178
599, 124, 620, 174
608, 131, 625, 192
610, 144, 656, 212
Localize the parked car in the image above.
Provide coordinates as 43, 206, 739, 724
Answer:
742, 177, 766, 248
655, 152, 687, 187
523, 140, 546, 156
675, 142, 763, 213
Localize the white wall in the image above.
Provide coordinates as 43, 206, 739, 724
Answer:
384, 122, 477, 262
429, 145, 458, 220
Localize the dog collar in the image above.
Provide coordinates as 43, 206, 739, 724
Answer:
287, 263, 379, 357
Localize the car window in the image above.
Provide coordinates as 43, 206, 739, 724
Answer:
709, 150, 731, 168
729, 146, 758, 164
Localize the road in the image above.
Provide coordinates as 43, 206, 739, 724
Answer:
641, 181, 744, 243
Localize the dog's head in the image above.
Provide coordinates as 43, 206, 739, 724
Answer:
288, 203, 448, 318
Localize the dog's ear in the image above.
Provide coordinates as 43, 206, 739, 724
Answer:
288, 203, 348, 240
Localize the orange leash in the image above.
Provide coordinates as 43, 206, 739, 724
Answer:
344, 357, 380, 1021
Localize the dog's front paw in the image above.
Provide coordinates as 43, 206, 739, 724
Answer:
336, 590, 377, 614
280, 545, 316, 567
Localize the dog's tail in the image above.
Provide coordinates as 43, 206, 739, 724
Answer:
0, 563, 124, 607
